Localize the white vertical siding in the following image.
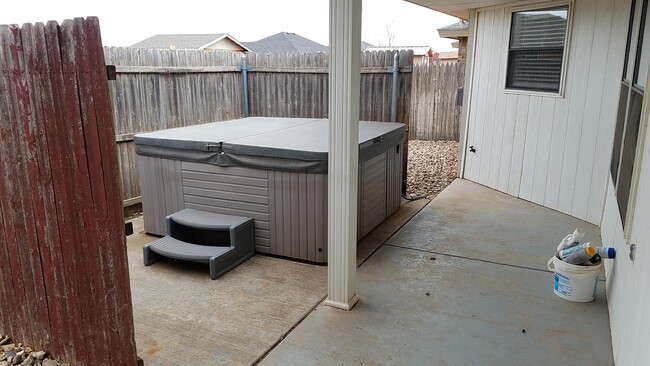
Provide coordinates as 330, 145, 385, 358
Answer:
601, 111, 650, 363
463, 0, 629, 224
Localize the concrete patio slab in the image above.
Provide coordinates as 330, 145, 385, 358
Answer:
260, 179, 613, 365
388, 179, 603, 272
126, 217, 326, 366
260, 245, 611, 365
126, 197, 427, 366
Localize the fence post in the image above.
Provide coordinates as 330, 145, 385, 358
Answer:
241, 55, 250, 117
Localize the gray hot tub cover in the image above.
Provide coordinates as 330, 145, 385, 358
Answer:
134, 117, 406, 174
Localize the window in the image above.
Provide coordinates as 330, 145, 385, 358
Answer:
506, 6, 569, 93
611, 0, 648, 231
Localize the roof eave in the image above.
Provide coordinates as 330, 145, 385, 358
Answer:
404, 0, 471, 20
199, 34, 252, 52
405, 0, 562, 20
437, 28, 469, 40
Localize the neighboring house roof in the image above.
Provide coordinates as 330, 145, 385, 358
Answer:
437, 21, 469, 40
363, 46, 434, 57
433, 51, 459, 60
244, 32, 327, 52
130, 33, 251, 51
361, 41, 375, 50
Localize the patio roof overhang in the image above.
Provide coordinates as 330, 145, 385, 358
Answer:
403, 0, 561, 19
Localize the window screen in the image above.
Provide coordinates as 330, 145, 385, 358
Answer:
506, 6, 569, 93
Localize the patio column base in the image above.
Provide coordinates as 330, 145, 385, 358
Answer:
324, 294, 360, 311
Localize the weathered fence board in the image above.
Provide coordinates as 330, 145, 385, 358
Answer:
105, 48, 415, 207
0, 18, 138, 365
410, 62, 465, 141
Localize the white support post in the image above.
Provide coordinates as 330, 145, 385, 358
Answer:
325, 0, 362, 311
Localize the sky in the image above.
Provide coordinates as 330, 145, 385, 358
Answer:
0, 0, 459, 51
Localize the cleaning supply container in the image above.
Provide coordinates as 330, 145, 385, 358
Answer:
547, 254, 602, 302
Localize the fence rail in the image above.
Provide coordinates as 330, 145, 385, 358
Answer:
104, 48, 463, 209
0, 18, 137, 365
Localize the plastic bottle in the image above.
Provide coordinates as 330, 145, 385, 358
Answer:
562, 246, 597, 265
585, 254, 602, 265
556, 228, 586, 252
597, 247, 616, 259
559, 242, 594, 259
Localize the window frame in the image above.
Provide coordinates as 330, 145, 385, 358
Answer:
503, 1, 573, 97
612, 0, 650, 242
633, 0, 650, 89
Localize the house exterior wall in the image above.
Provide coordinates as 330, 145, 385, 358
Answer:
457, 37, 468, 62
464, 0, 650, 361
601, 161, 650, 364
462, 0, 629, 225
203, 38, 245, 51
600, 20, 650, 359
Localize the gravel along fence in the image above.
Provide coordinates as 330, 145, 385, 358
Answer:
406, 140, 459, 200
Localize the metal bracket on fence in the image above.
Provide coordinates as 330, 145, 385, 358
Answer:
106, 65, 116, 80
390, 52, 399, 122
456, 87, 464, 106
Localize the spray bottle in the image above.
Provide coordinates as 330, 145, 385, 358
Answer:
556, 228, 586, 252
562, 246, 597, 265
597, 247, 616, 259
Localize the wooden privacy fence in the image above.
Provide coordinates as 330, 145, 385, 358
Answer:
104, 48, 415, 208
0, 18, 138, 365
409, 62, 465, 141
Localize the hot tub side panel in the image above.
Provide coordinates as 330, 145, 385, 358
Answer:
138, 157, 329, 262
358, 153, 387, 238
181, 162, 274, 254
386, 142, 403, 216
268, 171, 328, 263
357, 141, 403, 239
137, 155, 185, 235
137, 139, 402, 263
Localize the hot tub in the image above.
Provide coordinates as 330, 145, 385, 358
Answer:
135, 117, 405, 263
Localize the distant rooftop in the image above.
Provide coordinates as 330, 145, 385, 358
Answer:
361, 41, 375, 50
437, 20, 470, 40
435, 51, 459, 60
244, 32, 327, 53
130, 33, 250, 51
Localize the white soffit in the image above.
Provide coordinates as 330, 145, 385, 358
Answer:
404, 0, 558, 19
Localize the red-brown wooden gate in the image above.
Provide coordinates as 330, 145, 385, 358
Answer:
0, 17, 138, 365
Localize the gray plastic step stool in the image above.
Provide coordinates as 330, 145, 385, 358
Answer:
143, 208, 254, 279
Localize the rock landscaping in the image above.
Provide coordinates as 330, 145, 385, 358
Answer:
406, 140, 459, 199
0, 336, 66, 366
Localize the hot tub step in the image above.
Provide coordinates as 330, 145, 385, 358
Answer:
143, 209, 255, 279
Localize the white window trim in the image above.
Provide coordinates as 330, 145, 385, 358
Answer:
623, 2, 650, 243
624, 84, 649, 243
502, 0, 574, 98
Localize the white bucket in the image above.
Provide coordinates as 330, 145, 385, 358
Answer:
547, 255, 602, 302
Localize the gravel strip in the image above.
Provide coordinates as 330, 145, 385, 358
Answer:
0, 335, 66, 366
406, 140, 459, 200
